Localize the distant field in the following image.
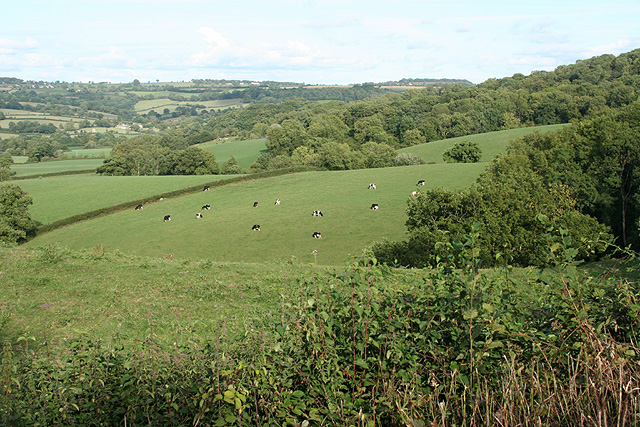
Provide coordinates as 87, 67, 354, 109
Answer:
24, 163, 485, 265
11, 156, 28, 163
399, 124, 569, 163
64, 148, 112, 158
134, 98, 244, 114
18, 174, 240, 225
196, 138, 267, 168
11, 159, 104, 177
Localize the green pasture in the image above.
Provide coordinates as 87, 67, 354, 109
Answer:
64, 148, 112, 158
400, 124, 569, 163
24, 163, 485, 265
0, 118, 73, 129
134, 98, 244, 114
18, 174, 240, 225
11, 159, 104, 177
11, 156, 28, 164
0, 246, 301, 345
197, 138, 267, 168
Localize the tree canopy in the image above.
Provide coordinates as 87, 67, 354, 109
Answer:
0, 184, 35, 244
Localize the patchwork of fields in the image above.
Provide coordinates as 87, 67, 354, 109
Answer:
17, 125, 568, 265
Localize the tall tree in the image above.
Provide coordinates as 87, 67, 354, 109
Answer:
576, 107, 640, 247
0, 184, 35, 244
0, 152, 12, 181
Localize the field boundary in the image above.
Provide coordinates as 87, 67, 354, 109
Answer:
13, 169, 97, 180
27, 166, 319, 239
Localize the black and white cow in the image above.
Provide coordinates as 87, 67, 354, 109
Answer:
275, 199, 281, 205
163, 215, 171, 222
253, 201, 259, 207
368, 183, 377, 190
252, 224, 261, 231
202, 204, 211, 210
312, 231, 322, 239
417, 180, 425, 186
195, 213, 203, 219
203, 185, 210, 191
370, 204, 379, 210
134, 204, 143, 210
312, 210, 324, 217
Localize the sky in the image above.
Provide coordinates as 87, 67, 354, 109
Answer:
1, 0, 639, 85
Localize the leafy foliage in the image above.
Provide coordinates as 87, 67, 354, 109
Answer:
372, 149, 612, 268
0, 184, 35, 243
442, 141, 481, 163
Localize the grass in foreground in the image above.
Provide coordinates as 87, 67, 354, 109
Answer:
0, 246, 297, 347
1, 244, 638, 426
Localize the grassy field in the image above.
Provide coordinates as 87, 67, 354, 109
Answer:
400, 124, 569, 163
196, 138, 267, 168
11, 159, 105, 177
64, 148, 112, 158
10, 156, 28, 164
134, 98, 244, 114
0, 246, 299, 345
19, 126, 564, 264
0, 109, 83, 129
18, 174, 241, 225
23, 163, 484, 265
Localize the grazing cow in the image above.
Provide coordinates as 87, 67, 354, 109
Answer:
163, 215, 171, 222
134, 204, 143, 210
203, 185, 210, 191
196, 213, 203, 219
202, 204, 211, 210
253, 201, 259, 207
275, 199, 281, 205
252, 224, 261, 231
312, 210, 324, 217
312, 232, 322, 239
370, 204, 379, 210
368, 183, 377, 190
410, 191, 419, 197
417, 180, 425, 186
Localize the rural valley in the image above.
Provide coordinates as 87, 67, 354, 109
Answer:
1, 49, 640, 425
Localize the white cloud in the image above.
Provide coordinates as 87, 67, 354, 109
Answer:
77, 47, 130, 66
197, 27, 230, 48
586, 39, 632, 56
23, 53, 57, 67
0, 37, 39, 53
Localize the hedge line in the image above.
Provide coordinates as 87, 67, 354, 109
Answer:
28, 167, 319, 238
13, 169, 97, 180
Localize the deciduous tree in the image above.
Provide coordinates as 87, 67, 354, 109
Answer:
0, 184, 35, 244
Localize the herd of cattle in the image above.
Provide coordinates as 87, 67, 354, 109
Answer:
136, 180, 426, 239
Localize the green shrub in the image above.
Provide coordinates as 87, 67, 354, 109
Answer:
442, 141, 481, 163
393, 152, 426, 166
